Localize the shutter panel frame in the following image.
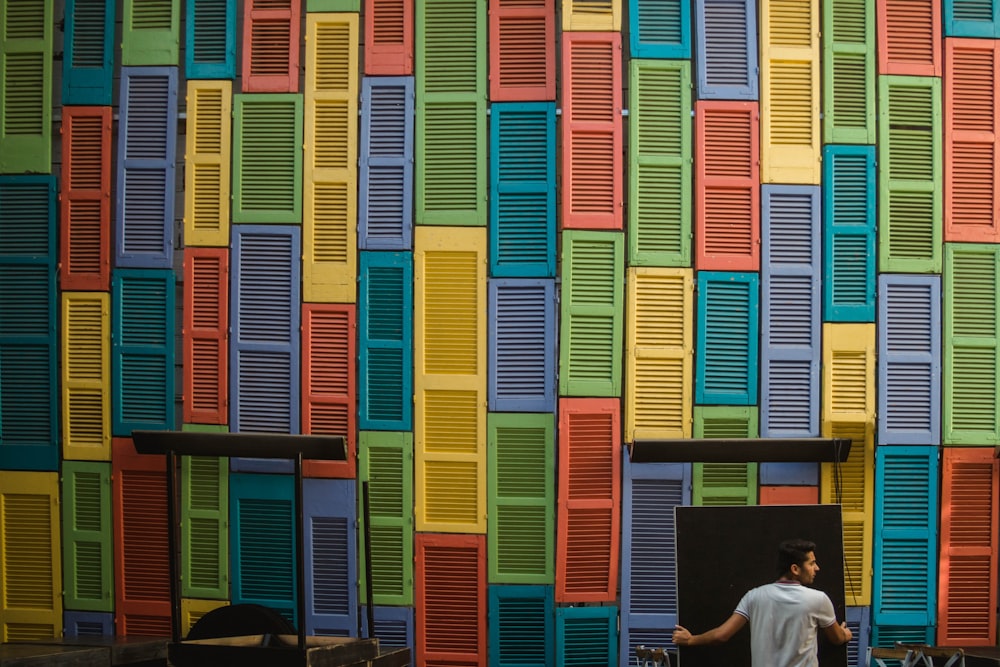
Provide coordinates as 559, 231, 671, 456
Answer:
490, 0, 555, 100
629, 0, 690, 59
62, 0, 115, 105
122, 0, 180, 65
696, 271, 760, 405
241, 0, 301, 92
822, 0, 876, 144
0, 0, 53, 173
488, 279, 556, 413
303, 478, 357, 636
184, 80, 232, 247
695, 0, 759, 100
878, 0, 942, 76
62, 292, 112, 461
366, 0, 414, 75
62, 461, 114, 612
183, 248, 229, 425
185, 0, 236, 79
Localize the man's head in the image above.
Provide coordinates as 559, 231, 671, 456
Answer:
777, 538, 819, 584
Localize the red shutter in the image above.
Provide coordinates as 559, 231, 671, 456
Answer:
489, 0, 555, 101
60, 106, 111, 291
183, 247, 229, 425
760, 486, 818, 505
561, 32, 623, 230
241, 0, 301, 92
556, 397, 621, 603
878, 0, 941, 76
938, 447, 998, 646
365, 0, 413, 75
301, 304, 357, 478
415, 533, 486, 667
695, 100, 760, 271
112, 438, 171, 637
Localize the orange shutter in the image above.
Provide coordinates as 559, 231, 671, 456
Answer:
183, 248, 228, 425
490, 0, 555, 101
365, 0, 413, 75
878, 0, 941, 76
241, 0, 301, 92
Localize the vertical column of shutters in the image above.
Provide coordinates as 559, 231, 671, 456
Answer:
111, 269, 176, 435
946, 0, 1000, 37
301, 304, 357, 479
694, 0, 758, 100
181, 453, 228, 600
626, 268, 693, 440
629, 0, 689, 58
873, 446, 938, 626
561, 0, 620, 32
490, 102, 556, 277
0, 0, 52, 174
556, 605, 617, 667
186, 0, 236, 78
488, 584, 553, 667
242, 0, 300, 92
628, 60, 691, 267
358, 252, 413, 431
62, 292, 111, 461
304, 13, 358, 303
233, 94, 303, 223
692, 406, 758, 505
62, 461, 113, 612
878, 76, 942, 274
183, 248, 228, 426
487, 413, 555, 583
696, 271, 759, 405
878, 0, 941, 76
938, 448, 999, 646
116, 67, 178, 269
561, 33, 623, 230
62, 0, 115, 105
415, 0, 487, 226
490, 0, 554, 100
944, 244, 1000, 445
878, 275, 941, 445
64, 610, 114, 637
945, 39, 1000, 243
559, 231, 624, 396
184, 80, 232, 247
360, 77, 414, 250
122, 0, 179, 65
556, 398, 620, 603
366, 0, 413, 75
822, 0, 875, 144
303, 478, 357, 636
762, 185, 820, 437
824, 145, 876, 321
822, 323, 875, 426
414, 227, 487, 532
0, 176, 58, 471
415, 533, 486, 667
489, 279, 556, 412
695, 101, 760, 271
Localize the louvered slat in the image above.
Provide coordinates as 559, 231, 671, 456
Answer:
61, 107, 111, 290
366, 0, 413, 75
695, 0, 758, 99
62, 293, 111, 460
696, 272, 759, 405
489, 280, 555, 412
183, 248, 228, 425
490, 0, 554, 100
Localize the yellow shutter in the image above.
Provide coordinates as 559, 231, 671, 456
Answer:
181, 598, 228, 636
822, 323, 875, 425
62, 293, 111, 461
561, 0, 621, 32
184, 80, 232, 247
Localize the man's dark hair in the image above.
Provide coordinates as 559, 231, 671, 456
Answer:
777, 538, 816, 576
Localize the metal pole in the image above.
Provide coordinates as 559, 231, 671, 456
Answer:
295, 452, 306, 651
362, 481, 375, 640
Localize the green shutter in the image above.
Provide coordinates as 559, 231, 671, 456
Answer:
233, 94, 304, 223
822, 0, 875, 144
692, 406, 758, 505
181, 454, 229, 599
62, 461, 113, 611
122, 0, 179, 65
0, 0, 53, 173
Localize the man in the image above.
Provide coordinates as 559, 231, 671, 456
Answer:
671, 538, 852, 667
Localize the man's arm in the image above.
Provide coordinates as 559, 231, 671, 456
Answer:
822, 621, 853, 646
672, 614, 748, 647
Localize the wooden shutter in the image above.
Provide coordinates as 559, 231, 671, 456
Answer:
184, 80, 232, 247
116, 67, 178, 269
692, 406, 758, 506
629, 60, 692, 267
490, 0, 554, 100
360, 605, 414, 656
761, 185, 820, 437
561, 32, 623, 230
878, 275, 941, 445
303, 478, 357, 636
180, 599, 227, 636
938, 448, 999, 646
183, 248, 229, 426
0, 0, 52, 174
871, 625, 935, 651
695, 101, 760, 271
185, 0, 236, 78
945, 39, 1000, 243
695, 0, 758, 100
490, 102, 556, 277
696, 271, 760, 405
62, 462, 112, 612
61, 292, 111, 461
241, 0, 300, 91
629, 0, 689, 58
878, 0, 941, 76
561, 0, 620, 31
489, 279, 556, 413
111, 269, 175, 435
301, 304, 357, 479
0, 471, 61, 641
309, 0, 359, 8
626, 268, 693, 440
366, 0, 413, 75
122, 0, 179, 64
760, 485, 818, 504
846, 606, 871, 667
232, 94, 303, 224
62, 0, 115, 105
946, 0, 1000, 37
112, 438, 170, 636
822, 323, 875, 425
179, 435, 229, 601
760, 462, 818, 486
64, 610, 114, 637
415, 533, 486, 667
488, 585, 553, 667
557, 398, 620, 603
822, 0, 875, 144
358, 251, 413, 431
487, 413, 555, 583
360, 77, 414, 251
556, 606, 617, 667
60, 106, 112, 290
559, 230, 624, 396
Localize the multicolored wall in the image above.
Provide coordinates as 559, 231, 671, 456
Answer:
1, 0, 999, 664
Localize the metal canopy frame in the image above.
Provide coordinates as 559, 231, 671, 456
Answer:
628, 437, 852, 463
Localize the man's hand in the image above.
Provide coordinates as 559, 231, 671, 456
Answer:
823, 621, 853, 645
672, 625, 693, 646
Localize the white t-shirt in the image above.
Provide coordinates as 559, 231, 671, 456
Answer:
734, 580, 837, 667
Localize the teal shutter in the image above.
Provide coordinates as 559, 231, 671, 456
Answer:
63, 0, 115, 104
824, 145, 876, 321
945, 0, 1000, 37
556, 605, 617, 667
0, 0, 53, 173
629, 0, 690, 58
62, 461, 114, 612
186, 0, 236, 78
488, 585, 554, 667
696, 271, 759, 404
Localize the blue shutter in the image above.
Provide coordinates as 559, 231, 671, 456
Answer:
761, 185, 820, 438
185, 0, 236, 79
873, 446, 938, 626
846, 606, 871, 667
490, 102, 556, 278
304, 478, 357, 637
629, 0, 690, 58
62, 0, 115, 104
116, 67, 178, 269
111, 269, 176, 435
360, 76, 414, 250
621, 453, 690, 663
945, 0, 1000, 37
556, 605, 617, 667
64, 610, 114, 637
489, 279, 556, 412
0, 176, 58, 471
696, 271, 759, 404
759, 462, 818, 486
360, 605, 414, 664
358, 251, 413, 431
231, 472, 297, 626
878, 275, 941, 445
488, 585, 554, 667
824, 145, 876, 322
695, 0, 758, 99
